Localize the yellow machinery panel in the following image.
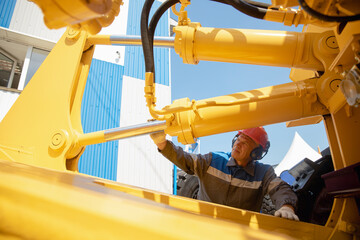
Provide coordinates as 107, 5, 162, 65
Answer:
0, 0, 359, 239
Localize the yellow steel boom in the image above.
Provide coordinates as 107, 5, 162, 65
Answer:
0, 0, 359, 239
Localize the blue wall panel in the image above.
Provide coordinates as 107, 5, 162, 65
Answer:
79, 59, 124, 181
0, 0, 16, 28
78, 0, 170, 181
124, 0, 169, 86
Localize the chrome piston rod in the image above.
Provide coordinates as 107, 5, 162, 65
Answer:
104, 121, 167, 141
110, 35, 174, 48
87, 35, 174, 48
77, 121, 167, 146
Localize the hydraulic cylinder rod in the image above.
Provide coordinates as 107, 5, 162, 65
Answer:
87, 35, 174, 48
77, 121, 166, 146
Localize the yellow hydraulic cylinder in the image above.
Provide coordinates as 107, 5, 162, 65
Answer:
31, 0, 122, 35
31, 0, 112, 29
174, 23, 328, 71
165, 78, 329, 144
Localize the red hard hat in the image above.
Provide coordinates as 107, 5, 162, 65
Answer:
238, 127, 268, 149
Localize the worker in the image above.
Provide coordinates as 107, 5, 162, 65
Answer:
150, 127, 299, 220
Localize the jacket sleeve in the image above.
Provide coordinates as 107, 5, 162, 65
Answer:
159, 140, 212, 178
262, 166, 298, 210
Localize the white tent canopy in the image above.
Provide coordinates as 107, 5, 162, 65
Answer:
274, 132, 322, 176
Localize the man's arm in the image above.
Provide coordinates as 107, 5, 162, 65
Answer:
150, 131, 212, 178
262, 167, 299, 221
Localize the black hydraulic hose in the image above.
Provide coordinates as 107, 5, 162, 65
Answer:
214, 0, 272, 9
298, 0, 360, 22
148, 0, 180, 60
243, 0, 279, 11
142, 0, 270, 75
210, 0, 266, 19
149, 0, 180, 39
141, 0, 180, 74
243, 0, 271, 9
230, 0, 267, 19
141, 0, 155, 73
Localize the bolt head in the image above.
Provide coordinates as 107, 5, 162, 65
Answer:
326, 36, 338, 49
50, 130, 68, 151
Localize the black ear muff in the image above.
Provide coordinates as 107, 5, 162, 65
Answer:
251, 141, 270, 160
250, 146, 263, 160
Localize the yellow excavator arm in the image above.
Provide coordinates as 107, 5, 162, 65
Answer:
0, 0, 359, 239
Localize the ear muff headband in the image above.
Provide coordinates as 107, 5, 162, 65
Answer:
232, 134, 239, 147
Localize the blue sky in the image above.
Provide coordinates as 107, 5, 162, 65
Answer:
169, 0, 329, 166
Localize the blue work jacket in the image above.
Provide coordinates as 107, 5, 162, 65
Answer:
160, 141, 297, 212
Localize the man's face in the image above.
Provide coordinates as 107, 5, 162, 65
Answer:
231, 133, 259, 167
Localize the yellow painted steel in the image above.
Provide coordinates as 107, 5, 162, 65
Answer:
0, 159, 341, 240
164, 78, 329, 144
144, 1, 360, 238
322, 115, 345, 170
31, 0, 122, 34
263, 8, 307, 26
77, 130, 105, 148
98, 174, 337, 239
286, 115, 324, 127
173, 25, 340, 71
0, 27, 90, 171
171, 0, 191, 26
0, 159, 297, 240
0, 0, 359, 239
87, 34, 112, 45
327, 105, 360, 168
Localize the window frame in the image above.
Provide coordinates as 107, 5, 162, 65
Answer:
0, 47, 19, 89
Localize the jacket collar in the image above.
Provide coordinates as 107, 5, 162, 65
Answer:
227, 157, 255, 176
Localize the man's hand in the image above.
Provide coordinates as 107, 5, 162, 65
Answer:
274, 205, 299, 221
150, 131, 167, 150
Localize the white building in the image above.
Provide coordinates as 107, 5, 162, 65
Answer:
0, 0, 174, 194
